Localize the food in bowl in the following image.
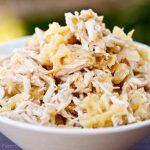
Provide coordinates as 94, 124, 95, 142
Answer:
0, 9, 149, 128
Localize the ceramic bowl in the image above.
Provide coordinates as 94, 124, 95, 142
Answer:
0, 37, 150, 150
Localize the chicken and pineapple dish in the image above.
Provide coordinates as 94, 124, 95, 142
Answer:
0, 9, 150, 128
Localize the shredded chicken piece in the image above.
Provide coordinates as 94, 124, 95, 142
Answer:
0, 9, 150, 128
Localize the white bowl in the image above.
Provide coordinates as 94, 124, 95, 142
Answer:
0, 37, 150, 150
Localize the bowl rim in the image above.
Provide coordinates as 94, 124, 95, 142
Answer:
1, 116, 150, 135
0, 37, 150, 135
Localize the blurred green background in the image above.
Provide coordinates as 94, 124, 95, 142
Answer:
0, 0, 150, 45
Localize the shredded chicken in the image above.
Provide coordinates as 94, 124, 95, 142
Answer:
0, 9, 150, 128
